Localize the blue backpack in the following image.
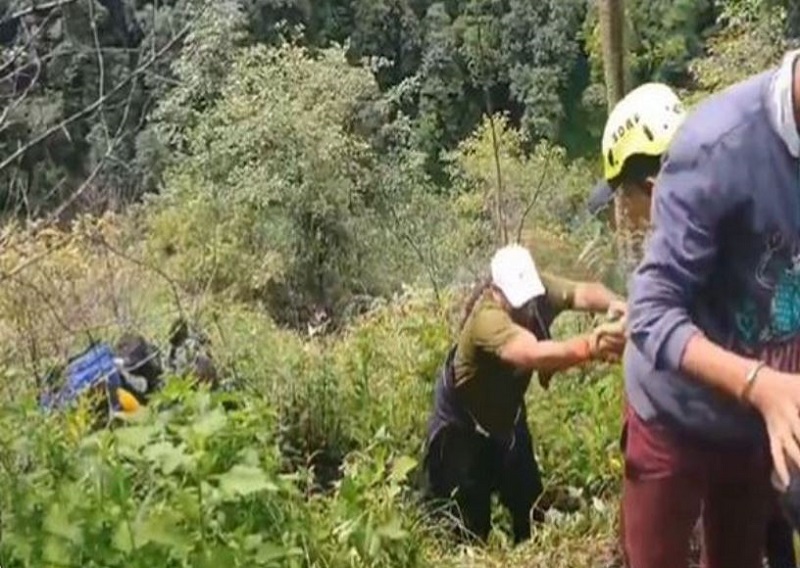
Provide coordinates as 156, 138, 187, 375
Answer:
40, 342, 128, 414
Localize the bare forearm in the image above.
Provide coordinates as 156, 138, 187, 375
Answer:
680, 331, 759, 401
573, 282, 621, 312
516, 336, 592, 374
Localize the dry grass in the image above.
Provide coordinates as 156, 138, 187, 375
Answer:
422, 499, 622, 568
0, 213, 195, 400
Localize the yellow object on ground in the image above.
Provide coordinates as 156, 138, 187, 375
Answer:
116, 388, 141, 413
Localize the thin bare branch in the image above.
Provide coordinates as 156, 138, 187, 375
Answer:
0, 22, 191, 175
0, 9, 59, 76
1, 0, 79, 25
28, 175, 68, 220
0, 238, 72, 284
0, 20, 43, 131
190, 222, 222, 323
87, 0, 111, 143
515, 150, 554, 242
92, 233, 186, 320
6, 271, 77, 335
2, 46, 144, 79
48, 145, 111, 219
0, 34, 142, 273
385, 203, 442, 308
475, 21, 507, 246
0, 35, 71, 87
47, 45, 139, 220
487, 113, 506, 245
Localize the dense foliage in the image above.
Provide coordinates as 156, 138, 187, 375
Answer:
0, 216, 622, 568
1, 0, 800, 566
4, 0, 798, 220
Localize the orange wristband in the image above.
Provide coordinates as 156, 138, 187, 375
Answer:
565, 336, 592, 362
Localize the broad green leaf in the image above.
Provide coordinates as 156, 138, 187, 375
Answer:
256, 541, 303, 565
113, 425, 159, 451
143, 440, 194, 475
112, 522, 135, 554
112, 511, 192, 555
217, 464, 277, 499
239, 446, 260, 466
190, 544, 237, 567
244, 533, 263, 551
5, 532, 34, 563
43, 502, 82, 544
191, 407, 228, 439
135, 511, 193, 554
42, 535, 72, 564
389, 455, 417, 483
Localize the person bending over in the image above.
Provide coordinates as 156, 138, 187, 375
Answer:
622, 49, 800, 568
422, 244, 626, 545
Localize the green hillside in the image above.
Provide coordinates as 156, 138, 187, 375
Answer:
0, 0, 795, 566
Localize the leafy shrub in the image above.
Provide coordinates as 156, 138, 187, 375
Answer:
0, 212, 627, 567
146, 42, 479, 329
445, 113, 617, 286
0, 382, 435, 568
205, 289, 453, 484
682, 2, 787, 107
0, 214, 180, 384
0, 291, 626, 568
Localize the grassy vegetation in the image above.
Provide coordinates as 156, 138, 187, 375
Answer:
0, 210, 625, 568
0, 4, 788, 566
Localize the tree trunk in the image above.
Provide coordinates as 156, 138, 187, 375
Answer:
599, 0, 639, 280
598, 0, 626, 111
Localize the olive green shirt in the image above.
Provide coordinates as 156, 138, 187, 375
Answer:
453, 272, 577, 436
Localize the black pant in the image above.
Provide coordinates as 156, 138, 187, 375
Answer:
422, 414, 544, 545
767, 514, 797, 568
768, 463, 800, 568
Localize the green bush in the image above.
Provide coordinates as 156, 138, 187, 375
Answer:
0, 277, 625, 567
445, 113, 619, 287
0, 383, 436, 568
146, 42, 480, 329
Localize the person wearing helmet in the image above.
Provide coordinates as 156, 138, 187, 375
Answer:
598, 82, 686, 274
602, 82, 685, 191
621, 49, 800, 568
596, 82, 690, 564
421, 244, 627, 546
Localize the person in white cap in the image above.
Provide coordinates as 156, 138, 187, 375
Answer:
421, 243, 627, 546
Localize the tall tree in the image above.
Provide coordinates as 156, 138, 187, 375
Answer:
598, 0, 626, 110
599, 0, 642, 278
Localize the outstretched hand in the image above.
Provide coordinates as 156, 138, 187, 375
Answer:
748, 369, 800, 488
589, 317, 627, 362
607, 299, 628, 322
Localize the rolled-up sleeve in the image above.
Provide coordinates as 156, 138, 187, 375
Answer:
628, 138, 737, 371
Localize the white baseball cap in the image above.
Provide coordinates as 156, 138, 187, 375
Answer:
490, 244, 546, 308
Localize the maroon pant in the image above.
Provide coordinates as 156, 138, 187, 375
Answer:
620, 402, 775, 568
